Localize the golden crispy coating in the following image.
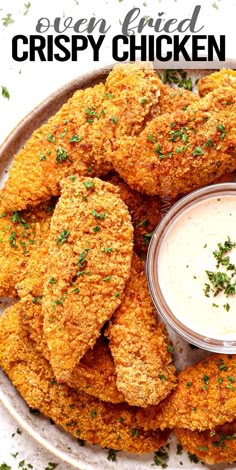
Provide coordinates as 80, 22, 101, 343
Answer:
158, 85, 199, 114
107, 254, 176, 407
43, 176, 133, 382
1, 62, 161, 212
20, 300, 125, 404
136, 353, 236, 432
0, 304, 170, 454
0, 201, 54, 298
198, 69, 236, 97
175, 421, 236, 465
112, 86, 236, 197
104, 173, 165, 254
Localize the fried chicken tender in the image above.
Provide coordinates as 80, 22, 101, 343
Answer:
136, 353, 236, 432
43, 176, 133, 383
1, 62, 161, 212
107, 254, 176, 407
198, 69, 236, 97
112, 86, 236, 197
175, 421, 236, 465
0, 304, 170, 454
104, 173, 166, 254
19, 300, 125, 404
0, 201, 54, 298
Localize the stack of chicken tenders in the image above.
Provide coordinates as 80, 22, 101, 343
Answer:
0, 62, 236, 464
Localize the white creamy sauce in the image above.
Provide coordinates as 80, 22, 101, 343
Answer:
158, 195, 236, 340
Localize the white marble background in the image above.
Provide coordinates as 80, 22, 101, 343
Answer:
0, 0, 235, 468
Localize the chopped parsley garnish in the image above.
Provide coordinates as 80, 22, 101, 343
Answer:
93, 225, 100, 233
2, 13, 14, 26
69, 134, 83, 143
205, 139, 213, 148
1, 85, 10, 99
91, 209, 106, 219
107, 449, 117, 461
216, 123, 227, 139
9, 231, 17, 247
186, 381, 192, 388
56, 146, 68, 163
148, 134, 157, 143
192, 146, 205, 157
91, 409, 97, 418
111, 116, 118, 124
103, 276, 111, 282
56, 230, 70, 245
103, 247, 113, 253
85, 107, 99, 121
83, 180, 94, 189
49, 277, 56, 284
130, 428, 139, 437
218, 358, 228, 371
162, 69, 193, 90
40, 153, 47, 161
153, 445, 169, 467
23, 2, 31, 15
140, 97, 148, 104
47, 133, 55, 143
154, 143, 167, 159
105, 92, 113, 99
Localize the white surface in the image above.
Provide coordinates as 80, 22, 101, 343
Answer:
0, 0, 236, 469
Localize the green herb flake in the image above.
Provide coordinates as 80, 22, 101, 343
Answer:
1, 85, 10, 99
186, 381, 192, 388
40, 153, 47, 161
107, 449, 117, 462
205, 139, 213, 148
91, 209, 106, 219
69, 134, 83, 143
140, 97, 148, 104
84, 180, 94, 189
56, 230, 70, 246
130, 428, 139, 437
93, 225, 100, 233
91, 409, 97, 418
147, 134, 157, 143
56, 146, 68, 163
224, 303, 230, 311
216, 123, 227, 139
153, 446, 169, 467
112, 116, 118, 124
2, 13, 14, 26
105, 92, 113, 100
46, 133, 55, 144
103, 276, 111, 282
49, 277, 56, 284
23, 2, 31, 15
192, 146, 205, 157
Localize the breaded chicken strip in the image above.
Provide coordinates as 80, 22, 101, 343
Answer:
0, 304, 170, 454
136, 354, 236, 432
112, 86, 236, 197
175, 421, 236, 465
107, 254, 176, 407
104, 173, 165, 254
1, 62, 161, 212
19, 300, 125, 404
43, 176, 133, 382
198, 69, 236, 97
0, 201, 54, 298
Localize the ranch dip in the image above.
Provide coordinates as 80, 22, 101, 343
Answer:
158, 194, 236, 340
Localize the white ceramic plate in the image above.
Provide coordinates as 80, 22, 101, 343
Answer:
0, 64, 235, 470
